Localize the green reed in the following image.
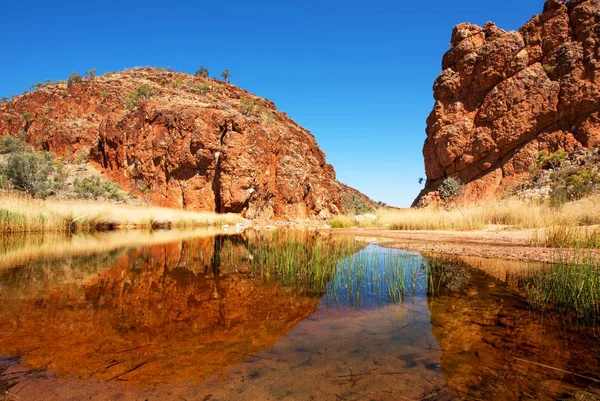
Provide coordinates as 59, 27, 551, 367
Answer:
324, 247, 428, 308
516, 253, 600, 325
243, 231, 361, 294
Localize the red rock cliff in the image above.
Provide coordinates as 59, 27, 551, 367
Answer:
0, 68, 371, 219
414, 0, 600, 206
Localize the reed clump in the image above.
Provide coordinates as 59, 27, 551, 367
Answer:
244, 232, 361, 294
515, 254, 600, 325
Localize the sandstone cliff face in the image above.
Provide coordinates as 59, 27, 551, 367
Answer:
0, 68, 369, 219
415, 0, 600, 206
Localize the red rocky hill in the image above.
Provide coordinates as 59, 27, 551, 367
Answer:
414, 0, 600, 206
0, 68, 373, 219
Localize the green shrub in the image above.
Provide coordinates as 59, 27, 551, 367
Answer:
550, 167, 600, 207
22, 111, 32, 124
86, 68, 96, 79
0, 135, 27, 154
537, 149, 567, 170
438, 177, 464, 202
195, 66, 209, 78
2, 149, 56, 197
125, 84, 156, 110
67, 72, 83, 87
74, 176, 125, 201
221, 69, 231, 82
240, 98, 262, 116
342, 194, 373, 215
0, 96, 8, 103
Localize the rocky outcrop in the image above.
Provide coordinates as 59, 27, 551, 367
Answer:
414, 0, 600, 206
0, 68, 371, 219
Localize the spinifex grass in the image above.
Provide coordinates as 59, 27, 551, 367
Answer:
516, 253, 600, 325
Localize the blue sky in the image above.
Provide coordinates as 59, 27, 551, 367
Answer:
1, 0, 543, 207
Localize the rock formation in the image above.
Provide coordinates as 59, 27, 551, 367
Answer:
0, 68, 372, 219
414, 0, 600, 206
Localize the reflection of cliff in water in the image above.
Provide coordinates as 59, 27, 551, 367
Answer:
0, 234, 327, 385
426, 256, 600, 400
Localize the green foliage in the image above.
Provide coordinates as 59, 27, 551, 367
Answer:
67, 72, 83, 87
537, 149, 567, 170
0, 136, 66, 198
185, 82, 210, 94
221, 69, 231, 82
240, 98, 262, 116
438, 176, 464, 202
73, 176, 125, 201
0, 135, 27, 154
542, 64, 556, 74
342, 194, 373, 215
125, 84, 156, 110
86, 68, 96, 79
0, 96, 8, 103
516, 256, 600, 325
3, 148, 56, 197
21, 111, 32, 124
550, 167, 600, 207
195, 66, 209, 78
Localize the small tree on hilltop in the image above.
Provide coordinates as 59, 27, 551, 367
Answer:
67, 72, 83, 87
86, 68, 96, 80
438, 176, 464, 203
221, 69, 231, 83
195, 66, 209, 78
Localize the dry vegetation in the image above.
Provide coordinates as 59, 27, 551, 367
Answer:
0, 193, 246, 234
0, 229, 229, 270
330, 196, 600, 248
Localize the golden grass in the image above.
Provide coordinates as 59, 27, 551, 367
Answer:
374, 196, 600, 232
0, 229, 231, 270
0, 192, 247, 233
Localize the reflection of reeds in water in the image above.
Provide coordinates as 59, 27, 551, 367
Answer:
425, 252, 600, 327
218, 232, 430, 309
325, 247, 428, 308
515, 253, 600, 326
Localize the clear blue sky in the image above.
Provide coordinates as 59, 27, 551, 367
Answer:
1, 0, 543, 207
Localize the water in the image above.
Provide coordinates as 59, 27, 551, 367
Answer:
0, 231, 598, 400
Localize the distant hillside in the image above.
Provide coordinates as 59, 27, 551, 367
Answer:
0, 67, 372, 219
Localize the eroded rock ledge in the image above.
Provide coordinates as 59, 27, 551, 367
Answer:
0, 68, 372, 219
414, 0, 600, 206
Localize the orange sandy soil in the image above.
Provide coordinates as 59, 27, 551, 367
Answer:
326, 228, 600, 264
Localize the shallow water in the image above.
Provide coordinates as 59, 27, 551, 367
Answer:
0, 231, 598, 400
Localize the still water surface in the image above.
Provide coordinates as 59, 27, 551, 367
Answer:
0, 230, 598, 400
